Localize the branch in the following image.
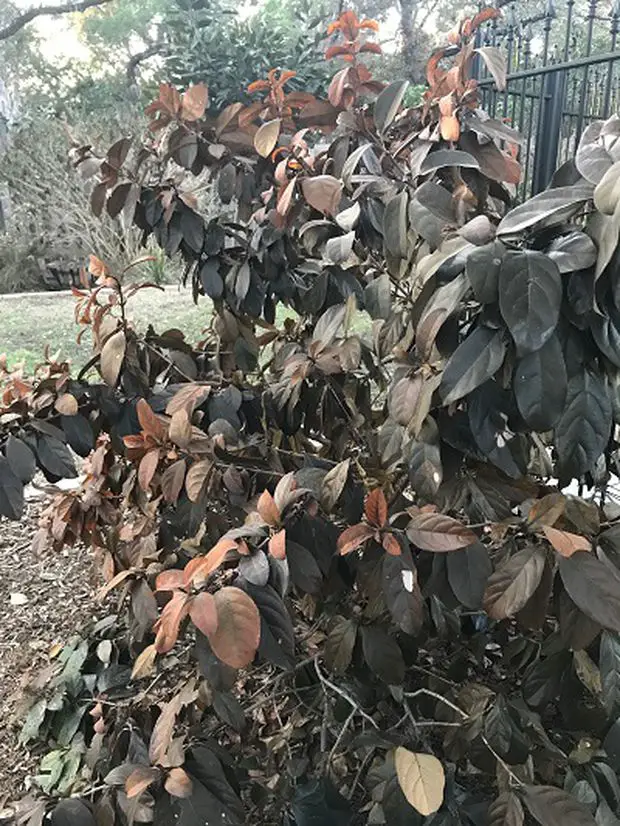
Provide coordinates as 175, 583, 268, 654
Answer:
0, 0, 115, 41
126, 42, 167, 86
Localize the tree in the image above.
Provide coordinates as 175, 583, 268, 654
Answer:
0, 0, 115, 42
4, 7, 620, 826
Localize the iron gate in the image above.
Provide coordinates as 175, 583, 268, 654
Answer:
475, 0, 620, 199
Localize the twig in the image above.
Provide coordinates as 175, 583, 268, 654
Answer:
404, 687, 523, 787
314, 656, 379, 729
328, 707, 356, 764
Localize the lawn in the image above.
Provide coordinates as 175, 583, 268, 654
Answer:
1, 286, 214, 374
1, 286, 372, 375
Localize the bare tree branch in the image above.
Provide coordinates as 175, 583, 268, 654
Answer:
0, 0, 115, 42
126, 42, 167, 87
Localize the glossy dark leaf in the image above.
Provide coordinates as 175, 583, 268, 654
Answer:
497, 184, 594, 236
600, 631, 620, 719
408, 440, 442, 500
465, 240, 505, 303
324, 615, 357, 675
468, 382, 522, 478
440, 327, 506, 406
483, 546, 546, 620
286, 540, 322, 594
560, 551, 620, 634
5, 434, 36, 483
420, 149, 480, 175
242, 582, 295, 670
61, 414, 95, 458
383, 190, 409, 259
374, 80, 409, 133
212, 691, 245, 732
487, 792, 524, 826
361, 624, 405, 684
547, 231, 597, 273
446, 542, 492, 609
499, 251, 562, 356
50, 800, 96, 826
186, 746, 245, 825
522, 650, 571, 708
36, 434, 77, 480
523, 784, 597, 826
514, 334, 567, 431
383, 547, 424, 635
0, 455, 24, 520
591, 308, 620, 368
554, 368, 612, 480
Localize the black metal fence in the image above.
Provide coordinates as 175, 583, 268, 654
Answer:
475, 0, 620, 199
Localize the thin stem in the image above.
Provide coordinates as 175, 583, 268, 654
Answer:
314, 656, 379, 729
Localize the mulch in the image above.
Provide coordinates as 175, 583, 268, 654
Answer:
0, 497, 99, 803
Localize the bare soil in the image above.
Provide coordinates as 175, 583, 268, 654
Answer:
0, 499, 99, 802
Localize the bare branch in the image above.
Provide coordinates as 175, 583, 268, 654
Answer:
126, 43, 167, 87
0, 0, 115, 42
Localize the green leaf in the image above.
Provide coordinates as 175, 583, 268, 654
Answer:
440, 327, 506, 405
523, 784, 597, 826
514, 334, 567, 431
554, 368, 612, 480
560, 551, 620, 634
374, 80, 408, 133
483, 546, 546, 620
499, 251, 562, 356
497, 184, 593, 236
20, 698, 48, 744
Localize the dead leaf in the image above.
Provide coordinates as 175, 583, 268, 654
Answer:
55, 393, 78, 416
542, 525, 591, 558
169, 409, 192, 449
208, 586, 260, 668
395, 747, 445, 816
181, 83, 208, 120
100, 330, 126, 386
365, 488, 388, 527
254, 118, 281, 157
165, 767, 193, 798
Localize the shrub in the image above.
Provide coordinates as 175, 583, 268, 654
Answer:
3, 7, 620, 826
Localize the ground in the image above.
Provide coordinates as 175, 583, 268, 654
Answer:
1, 286, 212, 373
0, 496, 98, 803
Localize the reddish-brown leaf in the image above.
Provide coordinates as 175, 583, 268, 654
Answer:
406, 513, 477, 552
184, 538, 238, 586
208, 586, 261, 668
542, 526, 591, 558
185, 458, 212, 502
168, 409, 192, 449
97, 568, 135, 601
137, 398, 168, 441
54, 393, 78, 416
337, 523, 375, 555
189, 592, 218, 637
138, 448, 160, 491
382, 532, 402, 556
161, 459, 186, 504
165, 767, 193, 798
165, 383, 211, 416
126, 766, 160, 798
159, 83, 181, 115
365, 488, 388, 527
155, 569, 185, 592
483, 546, 547, 620
527, 493, 566, 528
301, 175, 343, 217
181, 83, 208, 121
257, 489, 281, 526
269, 528, 287, 560
154, 591, 190, 654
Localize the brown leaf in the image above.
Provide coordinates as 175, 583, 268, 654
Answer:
184, 537, 238, 586
181, 83, 208, 120
168, 409, 192, 449
324, 615, 357, 675
483, 546, 547, 620
137, 398, 168, 441
301, 175, 343, 217
138, 449, 160, 491
97, 568, 135, 601
208, 586, 260, 668
100, 330, 126, 386
164, 767, 193, 798
131, 643, 157, 680
161, 460, 186, 504
254, 118, 281, 157
406, 513, 477, 552
269, 528, 287, 560
125, 766, 159, 798
155, 569, 185, 592
273, 471, 299, 514
542, 526, 591, 558
165, 383, 211, 416
257, 489, 281, 526
149, 680, 196, 765
185, 458, 213, 502
337, 523, 375, 555
527, 493, 566, 529
488, 792, 524, 826
395, 747, 445, 816
55, 393, 78, 416
154, 591, 190, 654
365, 488, 388, 527
382, 532, 402, 556
189, 592, 218, 637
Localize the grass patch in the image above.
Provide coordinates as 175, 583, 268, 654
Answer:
1, 286, 372, 375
